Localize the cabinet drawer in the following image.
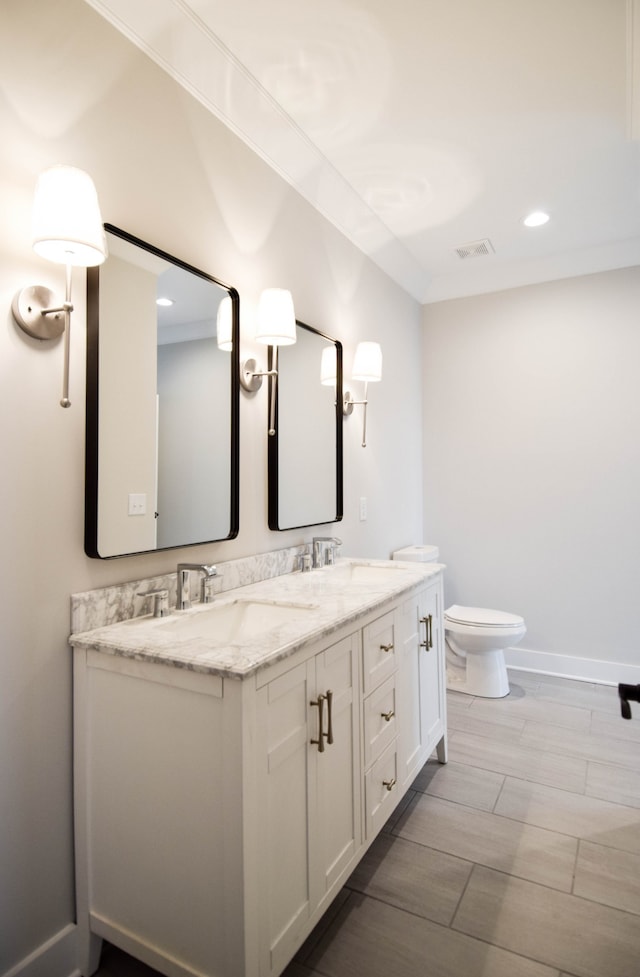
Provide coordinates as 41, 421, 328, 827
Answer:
365, 740, 399, 839
362, 611, 396, 694
363, 675, 397, 769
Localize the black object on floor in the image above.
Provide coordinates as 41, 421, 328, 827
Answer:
618, 683, 640, 719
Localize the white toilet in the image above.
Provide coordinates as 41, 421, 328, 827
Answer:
392, 545, 526, 698
444, 604, 526, 698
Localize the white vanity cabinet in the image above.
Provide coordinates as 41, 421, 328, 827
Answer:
73, 568, 446, 977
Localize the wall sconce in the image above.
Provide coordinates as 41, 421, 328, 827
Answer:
343, 341, 382, 447
11, 165, 107, 408
240, 288, 296, 436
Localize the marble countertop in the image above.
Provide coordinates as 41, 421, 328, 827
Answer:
70, 558, 443, 679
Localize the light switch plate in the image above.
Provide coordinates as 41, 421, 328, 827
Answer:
128, 493, 147, 516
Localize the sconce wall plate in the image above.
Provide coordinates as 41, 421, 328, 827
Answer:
12, 285, 65, 340
240, 357, 264, 393
342, 390, 355, 416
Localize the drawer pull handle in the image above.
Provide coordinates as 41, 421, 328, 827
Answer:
381, 709, 395, 722
380, 642, 394, 653
382, 777, 397, 792
310, 694, 326, 752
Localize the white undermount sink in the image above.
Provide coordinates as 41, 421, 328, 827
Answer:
321, 561, 411, 584
157, 598, 318, 643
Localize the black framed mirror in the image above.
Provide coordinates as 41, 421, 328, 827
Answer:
85, 224, 240, 558
268, 321, 343, 530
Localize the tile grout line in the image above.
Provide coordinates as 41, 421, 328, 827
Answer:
449, 857, 478, 932
490, 772, 508, 814
571, 837, 582, 897
448, 863, 565, 974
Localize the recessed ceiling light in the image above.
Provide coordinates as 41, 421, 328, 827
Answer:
156, 297, 174, 307
523, 211, 550, 228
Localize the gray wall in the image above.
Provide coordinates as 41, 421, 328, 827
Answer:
0, 1, 423, 973
422, 267, 640, 670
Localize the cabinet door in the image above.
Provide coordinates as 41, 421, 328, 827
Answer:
397, 582, 447, 788
258, 633, 361, 976
418, 582, 446, 760
312, 633, 361, 913
258, 658, 315, 975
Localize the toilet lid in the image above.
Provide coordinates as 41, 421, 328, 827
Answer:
445, 604, 524, 628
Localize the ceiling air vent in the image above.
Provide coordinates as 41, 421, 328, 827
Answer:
454, 238, 495, 260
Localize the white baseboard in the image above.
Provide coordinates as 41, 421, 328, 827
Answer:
504, 646, 640, 686
2, 924, 79, 977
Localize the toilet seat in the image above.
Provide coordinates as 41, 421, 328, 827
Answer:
445, 604, 524, 629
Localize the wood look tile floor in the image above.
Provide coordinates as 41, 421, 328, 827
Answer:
94, 672, 640, 977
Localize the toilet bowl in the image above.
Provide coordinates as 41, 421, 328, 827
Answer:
391, 546, 526, 699
444, 605, 526, 698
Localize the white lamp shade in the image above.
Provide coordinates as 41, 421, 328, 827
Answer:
320, 345, 337, 385
256, 288, 296, 346
352, 341, 382, 382
216, 295, 233, 351
32, 165, 108, 267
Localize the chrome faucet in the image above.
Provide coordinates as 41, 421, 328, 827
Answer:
312, 537, 342, 569
176, 563, 218, 610
136, 588, 170, 618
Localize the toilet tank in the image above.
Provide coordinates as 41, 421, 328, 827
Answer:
392, 544, 439, 562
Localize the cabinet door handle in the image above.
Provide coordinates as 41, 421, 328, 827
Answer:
380, 642, 394, 653
310, 694, 326, 752
310, 691, 334, 751
380, 709, 395, 722
382, 777, 397, 792
325, 689, 334, 746
420, 614, 433, 650
419, 615, 428, 649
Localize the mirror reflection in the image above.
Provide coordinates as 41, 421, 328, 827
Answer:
85, 225, 239, 558
268, 321, 343, 530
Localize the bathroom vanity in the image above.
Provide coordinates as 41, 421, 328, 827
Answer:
71, 555, 446, 977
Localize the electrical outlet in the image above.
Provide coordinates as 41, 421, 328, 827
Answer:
359, 496, 367, 521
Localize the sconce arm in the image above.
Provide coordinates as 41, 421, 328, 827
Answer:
240, 358, 277, 392
342, 391, 368, 414
240, 347, 280, 436
60, 262, 73, 408
343, 381, 370, 446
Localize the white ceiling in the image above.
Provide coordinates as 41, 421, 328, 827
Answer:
84, 0, 640, 303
